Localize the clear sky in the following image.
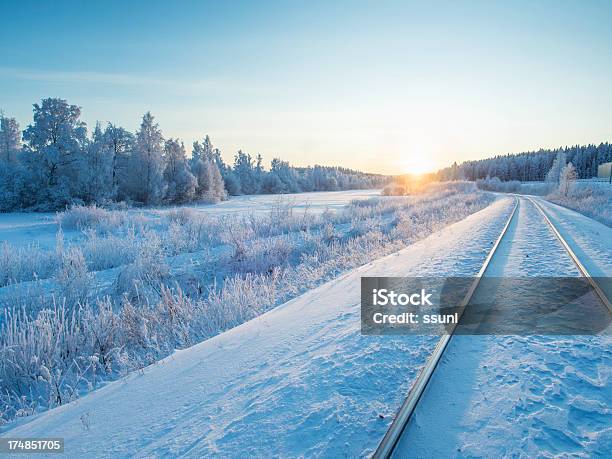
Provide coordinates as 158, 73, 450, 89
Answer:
1, 0, 611, 175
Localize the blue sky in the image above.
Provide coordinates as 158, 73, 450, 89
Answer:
1, 0, 611, 174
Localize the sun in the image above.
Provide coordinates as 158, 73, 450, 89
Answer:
401, 155, 436, 176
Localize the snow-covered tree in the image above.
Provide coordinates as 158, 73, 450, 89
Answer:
267, 158, 299, 193
103, 123, 134, 198
233, 150, 258, 194
222, 169, 241, 195
545, 151, 566, 185
208, 160, 227, 201
22, 98, 88, 208
0, 115, 21, 163
0, 115, 24, 210
190, 136, 227, 202
129, 112, 166, 205
1, 99, 389, 208
558, 162, 577, 197
82, 123, 114, 203
163, 138, 196, 203
191, 156, 226, 202
191, 135, 213, 163
261, 172, 285, 194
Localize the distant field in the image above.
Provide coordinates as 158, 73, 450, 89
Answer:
0, 189, 382, 249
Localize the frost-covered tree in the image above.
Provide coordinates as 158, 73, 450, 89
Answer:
22, 98, 88, 209
190, 135, 227, 203
192, 158, 226, 202
268, 158, 299, 193
545, 151, 566, 185
0, 115, 21, 163
82, 123, 114, 203
558, 162, 577, 197
103, 123, 133, 197
208, 160, 227, 201
261, 172, 285, 194
0, 115, 24, 210
191, 135, 213, 163
129, 112, 166, 205
163, 139, 196, 203
233, 150, 258, 194
192, 135, 226, 174
190, 158, 209, 198
222, 169, 241, 195
1, 100, 388, 208
255, 153, 265, 185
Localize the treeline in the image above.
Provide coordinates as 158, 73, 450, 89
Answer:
437, 143, 612, 182
0, 98, 386, 211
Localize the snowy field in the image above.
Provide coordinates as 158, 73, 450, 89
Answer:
2, 185, 609, 457
2, 196, 517, 456
156, 188, 384, 215
0, 182, 495, 427
0, 189, 382, 249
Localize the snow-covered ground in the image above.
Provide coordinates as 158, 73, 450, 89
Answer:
0, 182, 497, 427
154, 189, 383, 216
2, 189, 608, 458
395, 196, 612, 457
0, 213, 57, 249
1, 197, 516, 457
0, 190, 382, 249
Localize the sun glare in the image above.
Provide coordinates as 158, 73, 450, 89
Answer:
402, 156, 436, 176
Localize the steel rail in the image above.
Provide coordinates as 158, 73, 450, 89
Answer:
372, 196, 520, 459
526, 196, 612, 314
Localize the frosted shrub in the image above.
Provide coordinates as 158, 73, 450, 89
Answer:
57, 205, 149, 235
547, 184, 611, 226
268, 198, 295, 230
321, 222, 338, 242
221, 217, 256, 261
350, 197, 382, 207
164, 207, 200, 225
57, 204, 126, 232
234, 236, 294, 274
81, 228, 139, 271
81, 298, 121, 372
115, 230, 168, 301
118, 299, 150, 349
0, 301, 84, 414
54, 246, 91, 306
476, 176, 521, 193
201, 271, 279, 336
163, 219, 213, 255
382, 184, 407, 196
165, 221, 191, 254
152, 286, 196, 348
348, 216, 382, 238
520, 182, 552, 196
0, 243, 56, 287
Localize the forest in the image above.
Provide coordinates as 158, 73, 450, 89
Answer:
0, 98, 387, 211
436, 143, 612, 182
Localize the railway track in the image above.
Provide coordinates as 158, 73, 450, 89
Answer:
373, 195, 612, 459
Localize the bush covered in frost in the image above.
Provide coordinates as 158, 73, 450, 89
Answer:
547, 182, 612, 226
